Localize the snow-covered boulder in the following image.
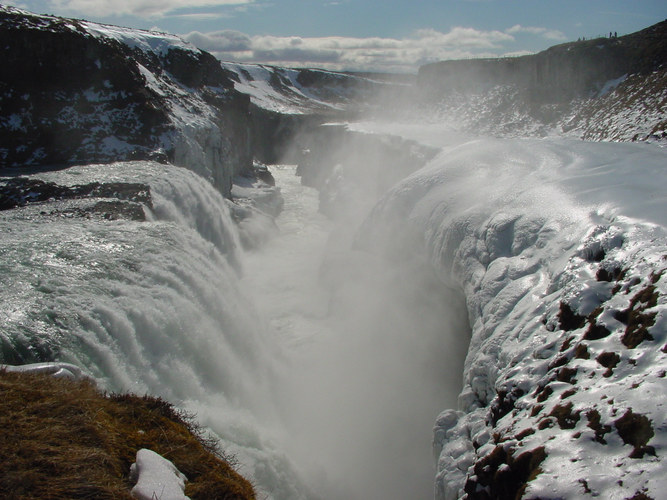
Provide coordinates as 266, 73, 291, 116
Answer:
1, 362, 89, 381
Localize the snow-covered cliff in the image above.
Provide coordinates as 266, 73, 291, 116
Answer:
0, 5, 395, 190
357, 135, 666, 499
0, 5, 253, 197
216, 61, 397, 163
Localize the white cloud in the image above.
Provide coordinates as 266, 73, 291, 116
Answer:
506, 24, 567, 41
415, 27, 513, 49
163, 12, 232, 21
48, 0, 253, 18
182, 26, 520, 73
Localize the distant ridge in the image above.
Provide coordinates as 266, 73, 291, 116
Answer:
415, 20, 667, 142
418, 19, 667, 100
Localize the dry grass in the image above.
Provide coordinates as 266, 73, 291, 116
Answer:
0, 369, 255, 500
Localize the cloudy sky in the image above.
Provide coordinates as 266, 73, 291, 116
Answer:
11, 1, 667, 72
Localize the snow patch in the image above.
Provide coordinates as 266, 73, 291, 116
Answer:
597, 74, 628, 97
129, 449, 189, 500
80, 22, 196, 57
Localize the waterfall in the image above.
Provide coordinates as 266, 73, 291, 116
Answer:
0, 159, 473, 499
0, 161, 310, 499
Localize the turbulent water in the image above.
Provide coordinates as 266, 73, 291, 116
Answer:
0, 161, 469, 499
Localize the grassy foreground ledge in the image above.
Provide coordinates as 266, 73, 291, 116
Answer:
0, 369, 255, 500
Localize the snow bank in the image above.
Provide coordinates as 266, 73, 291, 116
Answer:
130, 449, 189, 500
362, 136, 667, 499
1, 362, 89, 381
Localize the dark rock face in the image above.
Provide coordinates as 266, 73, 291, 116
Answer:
162, 48, 234, 90
0, 6, 252, 197
0, 13, 164, 167
45, 200, 147, 221
249, 105, 328, 164
463, 444, 547, 500
0, 176, 152, 220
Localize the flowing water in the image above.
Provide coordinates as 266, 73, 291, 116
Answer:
0, 161, 469, 499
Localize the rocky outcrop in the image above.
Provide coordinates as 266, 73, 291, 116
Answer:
0, 6, 252, 197
0, 177, 151, 220
0, 177, 151, 210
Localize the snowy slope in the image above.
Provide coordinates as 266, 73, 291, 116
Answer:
357, 131, 667, 499
414, 21, 667, 144
220, 62, 392, 115
561, 69, 667, 142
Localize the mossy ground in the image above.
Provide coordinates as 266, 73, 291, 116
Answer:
0, 369, 255, 500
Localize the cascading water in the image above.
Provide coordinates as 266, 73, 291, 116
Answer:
0, 161, 310, 499
1, 159, 471, 499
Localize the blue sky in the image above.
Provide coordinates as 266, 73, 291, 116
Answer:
11, 1, 667, 72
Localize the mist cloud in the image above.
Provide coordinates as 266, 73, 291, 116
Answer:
185, 29, 252, 51
183, 26, 537, 73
